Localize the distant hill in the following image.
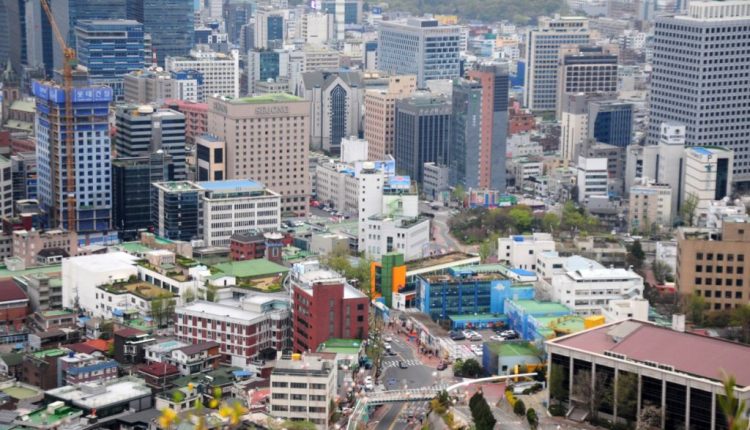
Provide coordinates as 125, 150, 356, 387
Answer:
289, 0, 569, 25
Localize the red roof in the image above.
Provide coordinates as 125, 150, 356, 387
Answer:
552, 320, 750, 387
0, 280, 28, 303
66, 343, 98, 354
115, 327, 146, 338
85, 339, 112, 352
138, 362, 179, 377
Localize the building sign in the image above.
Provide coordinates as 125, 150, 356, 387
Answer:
255, 106, 289, 115
72, 87, 112, 103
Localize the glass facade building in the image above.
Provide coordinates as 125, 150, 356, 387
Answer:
126, 0, 194, 65
588, 100, 633, 148
112, 152, 171, 238
450, 78, 482, 188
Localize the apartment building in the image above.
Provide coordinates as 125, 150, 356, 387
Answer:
270, 354, 336, 429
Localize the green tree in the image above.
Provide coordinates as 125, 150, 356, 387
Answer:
626, 240, 645, 270
452, 358, 464, 376
542, 212, 561, 233
469, 391, 496, 430
718, 372, 749, 430
163, 298, 176, 326
526, 408, 539, 429
452, 184, 466, 203
731, 304, 750, 344
685, 293, 708, 326
549, 364, 568, 405
616, 371, 639, 422
461, 358, 483, 378
513, 399, 526, 416
205, 284, 218, 302
636, 403, 662, 430
652, 260, 673, 284
183, 288, 196, 304
508, 206, 533, 233
681, 193, 699, 227
479, 240, 492, 263
150, 297, 164, 327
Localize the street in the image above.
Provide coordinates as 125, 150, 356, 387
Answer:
418, 201, 477, 255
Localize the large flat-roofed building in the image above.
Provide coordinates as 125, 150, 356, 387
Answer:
270, 354, 336, 428
207, 93, 311, 216
165, 48, 239, 101
44, 376, 152, 418
676, 219, 750, 310
546, 319, 750, 430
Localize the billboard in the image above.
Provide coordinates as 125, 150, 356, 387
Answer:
33, 82, 113, 103
388, 176, 411, 190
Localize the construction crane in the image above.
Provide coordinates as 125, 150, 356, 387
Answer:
39, 0, 77, 232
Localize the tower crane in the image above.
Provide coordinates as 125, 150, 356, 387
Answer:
39, 0, 77, 231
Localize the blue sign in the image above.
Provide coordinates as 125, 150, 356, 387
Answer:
388, 176, 411, 190
372, 6, 382, 14
72, 87, 113, 103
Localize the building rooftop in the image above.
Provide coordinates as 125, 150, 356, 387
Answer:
550, 319, 750, 387
0, 264, 61, 280
213, 259, 288, 279
9, 100, 35, 113
99, 281, 175, 300
0, 280, 28, 303
176, 341, 220, 356
20, 405, 83, 426
153, 181, 203, 192
198, 179, 265, 192
273, 354, 334, 376
46, 377, 151, 409
448, 313, 506, 322
511, 300, 571, 315
178, 300, 262, 322
316, 338, 363, 355
32, 348, 67, 359
487, 341, 539, 357
230, 93, 303, 104
406, 251, 480, 273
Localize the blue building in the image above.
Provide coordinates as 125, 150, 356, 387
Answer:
417, 264, 535, 329
450, 78, 482, 188
151, 181, 201, 241
588, 100, 634, 147
504, 299, 580, 343
322, 0, 362, 24
126, 0, 194, 65
75, 19, 145, 100
34, 80, 114, 233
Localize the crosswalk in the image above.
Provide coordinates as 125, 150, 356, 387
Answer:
381, 358, 423, 368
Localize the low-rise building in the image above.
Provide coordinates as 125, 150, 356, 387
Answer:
12, 229, 78, 268
45, 376, 153, 418
362, 215, 431, 262
497, 233, 555, 271
270, 353, 336, 428
114, 328, 156, 365
170, 342, 221, 375
628, 179, 672, 234
58, 352, 118, 386
0, 279, 29, 334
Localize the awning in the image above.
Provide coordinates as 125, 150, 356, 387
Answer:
233, 370, 252, 378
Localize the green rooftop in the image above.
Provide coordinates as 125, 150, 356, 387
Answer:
3, 385, 42, 400
0, 264, 61, 280
22, 406, 83, 425
0, 353, 22, 367
512, 299, 571, 315
118, 242, 153, 255
231, 93, 303, 104
487, 342, 539, 357
448, 313, 506, 322
213, 259, 288, 280
318, 338, 363, 354
32, 348, 67, 359
41, 310, 74, 317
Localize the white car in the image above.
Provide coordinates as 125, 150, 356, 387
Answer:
384, 342, 392, 351
490, 335, 504, 342
364, 376, 373, 384
462, 330, 473, 338
365, 382, 374, 391
384, 336, 393, 343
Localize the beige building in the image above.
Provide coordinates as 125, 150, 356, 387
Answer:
207, 93, 311, 215
628, 179, 672, 234
677, 220, 750, 310
555, 45, 618, 118
13, 229, 79, 267
364, 75, 417, 160
195, 134, 226, 181
270, 353, 336, 429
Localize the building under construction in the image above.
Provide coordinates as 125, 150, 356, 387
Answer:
34, 77, 113, 234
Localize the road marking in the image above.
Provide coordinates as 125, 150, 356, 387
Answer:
387, 403, 406, 430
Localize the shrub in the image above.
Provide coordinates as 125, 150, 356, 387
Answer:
531, 383, 543, 393
526, 408, 539, 429
505, 389, 517, 407
513, 399, 526, 416
548, 404, 566, 416
430, 398, 447, 415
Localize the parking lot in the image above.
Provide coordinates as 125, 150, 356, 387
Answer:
447, 328, 521, 360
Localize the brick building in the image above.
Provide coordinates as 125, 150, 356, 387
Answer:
0, 279, 29, 332
290, 261, 369, 353
229, 232, 266, 261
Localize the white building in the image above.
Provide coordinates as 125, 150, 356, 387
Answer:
601, 298, 649, 323
341, 137, 368, 164
551, 256, 644, 316
362, 215, 430, 261
198, 179, 282, 247
174, 296, 292, 367
270, 354, 336, 429
62, 252, 139, 313
628, 179, 673, 233
296, 12, 334, 44
576, 156, 609, 204
683, 146, 734, 224
0, 156, 12, 218
255, 9, 286, 49
123, 68, 200, 104
165, 47, 240, 101
497, 233, 556, 270
289, 46, 341, 95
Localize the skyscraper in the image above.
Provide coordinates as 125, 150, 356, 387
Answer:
588, 100, 633, 148
524, 16, 589, 111
450, 78, 482, 188
377, 18, 461, 88
34, 79, 114, 233
254, 8, 285, 49
555, 45, 618, 118
467, 61, 510, 190
165, 47, 240, 101
394, 92, 452, 183
363, 75, 417, 161
126, 0, 194, 65
648, 1, 750, 184
75, 19, 145, 100
115, 105, 187, 180
112, 152, 171, 236
0, 0, 23, 74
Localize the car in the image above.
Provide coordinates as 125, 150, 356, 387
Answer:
398, 361, 408, 369
364, 376, 373, 384
384, 336, 393, 343
490, 335, 504, 342
365, 382, 374, 391
449, 331, 465, 341
437, 361, 448, 371
469, 333, 483, 341
462, 330, 473, 338
388, 350, 397, 356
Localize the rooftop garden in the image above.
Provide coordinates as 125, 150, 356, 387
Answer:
99, 280, 175, 300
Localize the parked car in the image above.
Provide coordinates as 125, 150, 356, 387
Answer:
469, 332, 483, 341
449, 331, 465, 341
399, 361, 408, 369
384, 335, 393, 343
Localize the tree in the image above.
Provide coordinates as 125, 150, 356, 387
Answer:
513, 399, 526, 416
469, 391, 496, 430
685, 293, 708, 326
508, 206, 533, 233
681, 193, 699, 227
731, 305, 750, 344
163, 298, 176, 325
616, 371, 639, 422
652, 260, 674, 284
150, 297, 164, 327
636, 403, 662, 430
461, 358, 483, 378
526, 408, 539, 429
627, 240, 645, 270
183, 288, 196, 304
479, 241, 492, 263
205, 284, 218, 302
452, 184, 466, 203
571, 369, 610, 420
549, 364, 568, 405
453, 358, 464, 376
542, 212, 561, 233
718, 372, 749, 430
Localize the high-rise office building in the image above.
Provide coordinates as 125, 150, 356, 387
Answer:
151, 181, 200, 241
224, 1, 254, 44
34, 79, 113, 233
588, 100, 633, 148
207, 93, 311, 215
300, 70, 363, 155
648, 1, 750, 184
75, 19, 145, 100
321, 0, 362, 24
394, 92, 452, 183
123, 68, 201, 104
10, 152, 37, 202
247, 49, 289, 95
0, 0, 23, 75
112, 152, 171, 236
254, 8, 285, 49
555, 45, 617, 118
467, 61, 510, 190
165, 47, 239, 101
450, 78, 482, 188
115, 105, 187, 180
377, 18, 461, 88
363, 75, 417, 161
126, 0, 194, 66
524, 16, 589, 111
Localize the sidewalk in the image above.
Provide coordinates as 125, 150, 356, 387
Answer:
389, 326, 442, 367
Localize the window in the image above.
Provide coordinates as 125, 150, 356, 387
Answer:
738, 267, 744, 275
717, 254, 724, 261
696, 265, 703, 272
707, 253, 714, 260
697, 253, 704, 260
739, 254, 745, 262
695, 277, 702, 285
